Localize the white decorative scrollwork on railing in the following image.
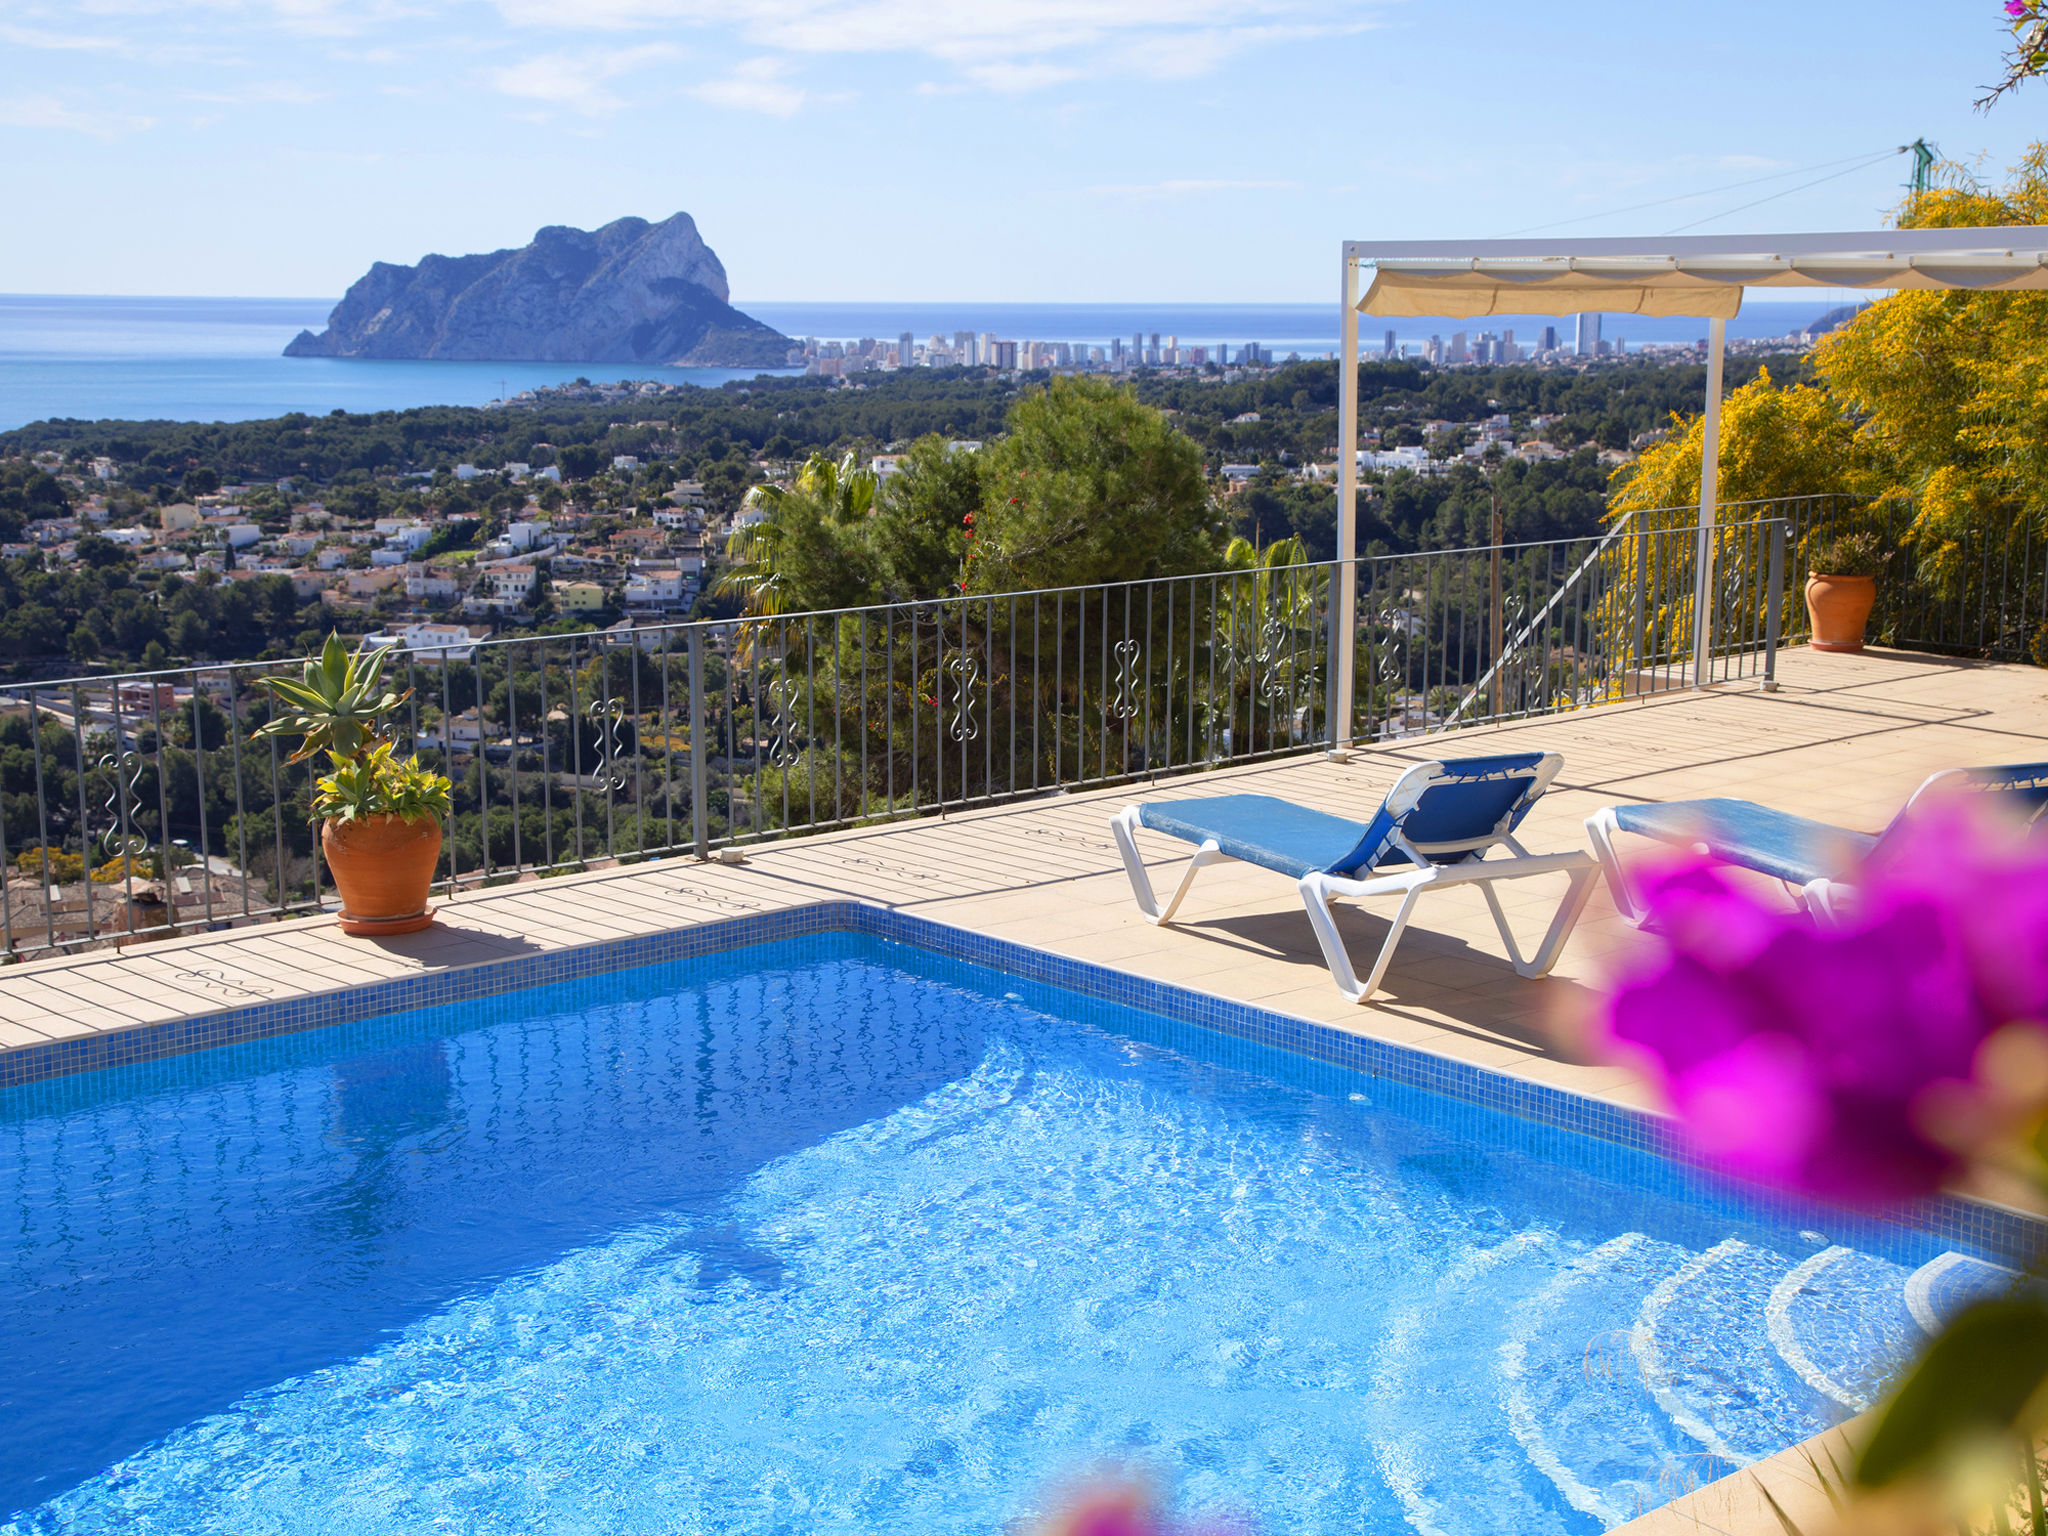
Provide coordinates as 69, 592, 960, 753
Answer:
1110, 639, 1143, 721
1373, 607, 1406, 688
1254, 612, 1296, 703
1487, 591, 1529, 712
97, 748, 150, 860
763, 670, 803, 767
584, 697, 631, 792
946, 652, 981, 742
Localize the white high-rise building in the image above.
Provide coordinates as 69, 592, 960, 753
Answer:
1575, 313, 1602, 357
899, 331, 914, 368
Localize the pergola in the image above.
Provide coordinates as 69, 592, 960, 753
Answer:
1330, 225, 2048, 746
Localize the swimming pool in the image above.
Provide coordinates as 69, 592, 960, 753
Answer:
0, 929, 2011, 1533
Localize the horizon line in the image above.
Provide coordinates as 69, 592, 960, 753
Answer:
0, 291, 1860, 308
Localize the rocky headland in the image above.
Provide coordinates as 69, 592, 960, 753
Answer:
285, 214, 793, 367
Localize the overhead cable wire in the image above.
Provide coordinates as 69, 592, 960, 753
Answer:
1498, 147, 1903, 237
1662, 149, 1906, 234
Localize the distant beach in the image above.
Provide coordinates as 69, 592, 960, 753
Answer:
0, 293, 1846, 432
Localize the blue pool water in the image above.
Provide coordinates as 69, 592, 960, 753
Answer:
0, 935, 2002, 1533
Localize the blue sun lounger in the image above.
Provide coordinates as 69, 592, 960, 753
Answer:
1110, 752, 1600, 1005
1585, 761, 2048, 925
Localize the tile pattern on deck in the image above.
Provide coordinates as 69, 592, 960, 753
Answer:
2, 648, 2043, 1188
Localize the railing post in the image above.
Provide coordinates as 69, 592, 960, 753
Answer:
1328, 248, 1361, 757
1321, 559, 1341, 747
1629, 533, 1648, 693
688, 628, 709, 859
1763, 519, 1785, 692
1489, 501, 1504, 721
1691, 315, 1728, 686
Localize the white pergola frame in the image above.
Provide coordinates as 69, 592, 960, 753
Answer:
1329, 226, 2048, 749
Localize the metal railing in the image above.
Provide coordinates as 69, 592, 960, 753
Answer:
1634, 493, 2048, 661
1331, 511, 1789, 744
0, 514, 1800, 962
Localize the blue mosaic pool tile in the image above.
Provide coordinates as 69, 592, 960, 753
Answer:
2, 898, 2040, 1264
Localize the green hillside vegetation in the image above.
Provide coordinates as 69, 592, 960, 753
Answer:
1613, 146, 2048, 659
2, 355, 1790, 518
2, 352, 1797, 562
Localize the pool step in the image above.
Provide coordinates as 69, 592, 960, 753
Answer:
1764, 1246, 1921, 1413
1370, 1232, 1597, 1536
1371, 1231, 1993, 1536
1632, 1238, 1842, 1466
1501, 1233, 1710, 1528
1904, 1251, 2018, 1337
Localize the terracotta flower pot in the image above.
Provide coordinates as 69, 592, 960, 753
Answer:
321, 813, 442, 936
1805, 573, 1877, 654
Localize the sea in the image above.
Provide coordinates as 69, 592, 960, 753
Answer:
0, 294, 1849, 433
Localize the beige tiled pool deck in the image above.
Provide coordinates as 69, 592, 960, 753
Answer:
4, 644, 2043, 1120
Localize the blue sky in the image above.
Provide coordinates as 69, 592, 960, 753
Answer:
0, 0, 2039, 302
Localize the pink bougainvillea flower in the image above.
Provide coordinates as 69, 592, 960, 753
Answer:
1592, 798, 2048, 1205
1026, 1469, 1256, 1536
2011, 1, 2031, 19
1033, 1474, 1167, 1536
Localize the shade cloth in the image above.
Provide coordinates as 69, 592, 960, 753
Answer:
1359, 243, 2048, 320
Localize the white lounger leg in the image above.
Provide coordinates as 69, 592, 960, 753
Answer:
1303, 850, 1598, 1004
1299, 870, 1430, 1005
1584, 807, 1650, 926
1111, 806, 1225, 925
1479, 863, 1600, 977
1800, 877, 1851, 928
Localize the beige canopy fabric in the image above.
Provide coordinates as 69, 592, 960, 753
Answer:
1359, 247, 2048, 320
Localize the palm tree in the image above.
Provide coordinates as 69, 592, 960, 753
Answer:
718, 451, 879, 619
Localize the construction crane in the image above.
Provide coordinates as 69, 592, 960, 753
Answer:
1903, 138, 1937, 203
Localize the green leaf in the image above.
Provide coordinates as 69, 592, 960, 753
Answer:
1857, 1297, 2048, 1488
263, 678, 333, 713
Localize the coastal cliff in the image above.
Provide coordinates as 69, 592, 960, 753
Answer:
285, 214, 793, 367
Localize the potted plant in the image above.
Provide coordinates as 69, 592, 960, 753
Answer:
1804, 531, 1887, 653
257, 634, 452, 936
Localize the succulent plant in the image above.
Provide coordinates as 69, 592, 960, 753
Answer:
312, 741, 453, 824
1809, 531, 1889, 579
256, 632, 452, 825
255, 632, 411, 766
